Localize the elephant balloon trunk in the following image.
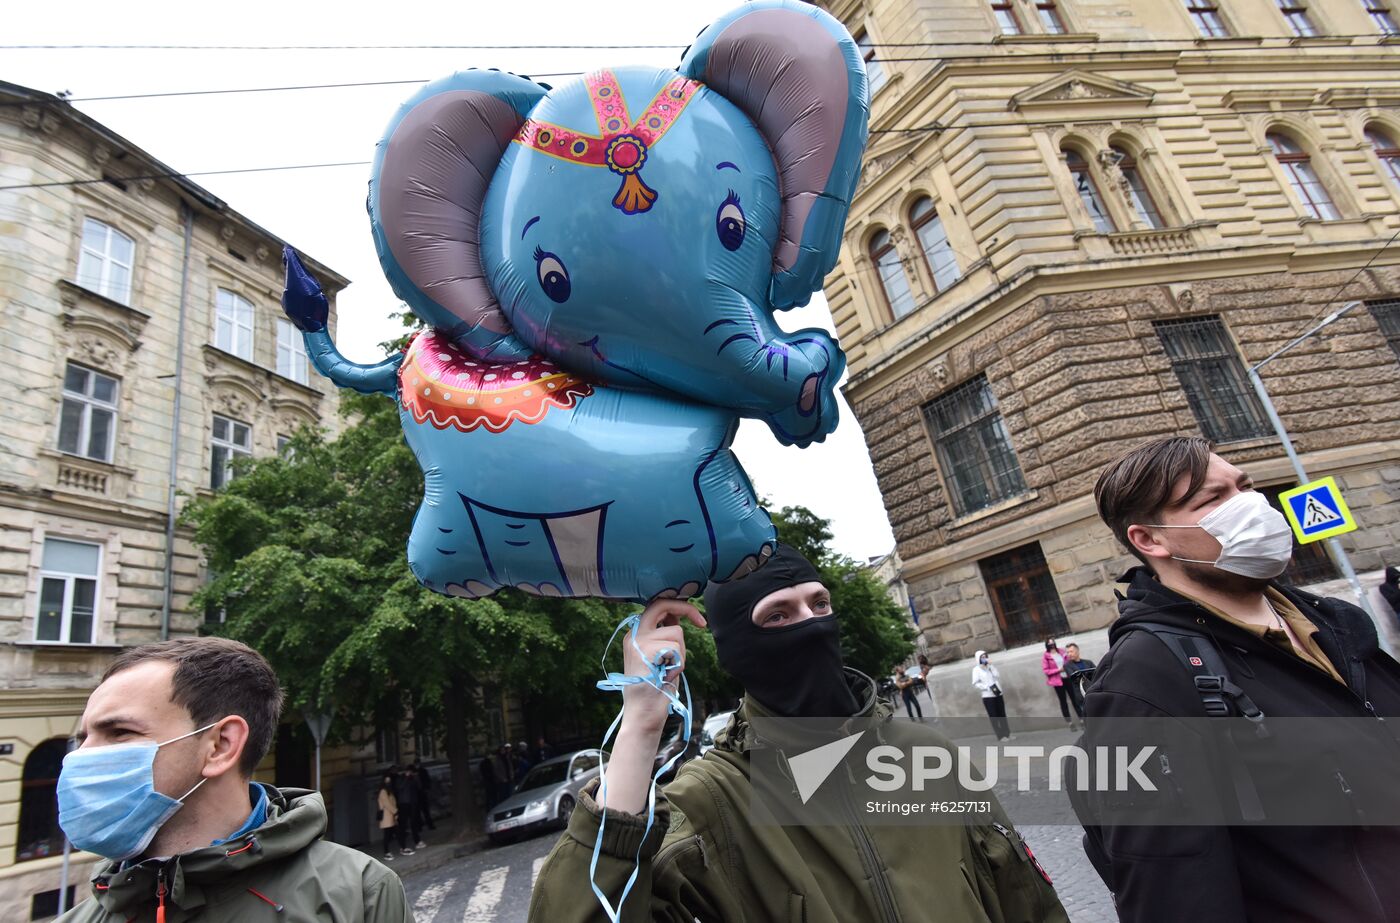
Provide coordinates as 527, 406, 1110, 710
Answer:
303, 329, 402, 397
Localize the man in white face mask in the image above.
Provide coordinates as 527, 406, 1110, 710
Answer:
1073, 435, 1400, 923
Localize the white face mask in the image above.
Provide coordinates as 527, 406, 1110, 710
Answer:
1147, 490, 1294, 579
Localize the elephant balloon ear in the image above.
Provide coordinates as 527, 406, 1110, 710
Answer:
680, 0, 870, 310
369, 70, 546, 362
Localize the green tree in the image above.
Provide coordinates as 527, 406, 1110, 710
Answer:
767, 504, 915, 677
185, 391, 629, 834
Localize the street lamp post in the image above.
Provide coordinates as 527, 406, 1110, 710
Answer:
304, 708, 333, 791
1245, 300, 1377, 621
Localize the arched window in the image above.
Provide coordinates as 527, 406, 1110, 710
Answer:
1064, 148, 1117, 233
909, 197, 962, 293
1267, 133, 1340, 220
17, 739, 69, 862
1111, 146, 1165, 228
1366, 125, 1400, 188
869, 229, 916, 321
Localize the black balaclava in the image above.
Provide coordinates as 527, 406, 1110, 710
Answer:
702, 545, 859, 718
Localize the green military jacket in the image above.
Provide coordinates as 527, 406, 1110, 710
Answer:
530, 672, 1067, 923
58, 787, 413, 923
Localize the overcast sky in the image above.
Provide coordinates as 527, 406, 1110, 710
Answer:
8, 0, 898, 561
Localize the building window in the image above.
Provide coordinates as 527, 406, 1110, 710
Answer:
1277, 0, 1319, 36
1064, 148, 1117, 233
1259, 485, 1340, 585
909, 197, 962, 293
57, 363, 118, 463
1368, 298, 1400, 361
276, 319, 309, 384
1112, 146, 1165, 228
979, 543, 1070, 649
75, 218, 134, 306
375, 726, 401, 765
416, 730, 438, 761
211, 414, 252, 489
870, 229, 916, 321
1366, 125, 1400, 188
1364, 0, 1400, 33
214, 289, 255, 360
1267, 133, 1340, 220
17, 739, 69, 863
1036, 0, 1067, 33
991, 0, 1023, 34
1154, 316, 1273, 443
855, 30, 886, 95
1184, 0, 1231, 37
922, 375, 1028, 517
35, 538, 100, 645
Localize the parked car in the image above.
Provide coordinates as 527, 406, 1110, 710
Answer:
698, 709, 736, 756
484, 749, 607, 844
654, 716, 691, 780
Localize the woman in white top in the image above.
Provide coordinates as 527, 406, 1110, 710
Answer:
971, 650, 1012, 740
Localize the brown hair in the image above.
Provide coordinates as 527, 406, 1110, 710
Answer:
102, 637, 284, 776
1094, 436, 1212, 567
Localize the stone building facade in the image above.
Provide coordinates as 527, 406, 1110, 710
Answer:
820, 0, 1400, 663
0, 81, 347, 917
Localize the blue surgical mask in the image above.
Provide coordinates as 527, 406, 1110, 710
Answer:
57, 723, 217, 860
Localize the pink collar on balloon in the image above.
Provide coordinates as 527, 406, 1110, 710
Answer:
514, 70, 700, 215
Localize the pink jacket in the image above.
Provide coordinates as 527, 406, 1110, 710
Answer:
1042, 649, 1066, 687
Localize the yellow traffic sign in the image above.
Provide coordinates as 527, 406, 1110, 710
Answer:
1278, 477, 1357, 545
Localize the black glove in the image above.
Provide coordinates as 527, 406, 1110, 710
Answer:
990, 684, 1002, 697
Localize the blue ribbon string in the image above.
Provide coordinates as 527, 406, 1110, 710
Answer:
588, 613, 693, 923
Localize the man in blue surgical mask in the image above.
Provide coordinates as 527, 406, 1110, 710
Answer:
1077, 436, 1400, 923
55, 638, 412, 922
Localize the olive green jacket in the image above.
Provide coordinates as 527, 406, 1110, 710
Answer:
530, 672, 1067, 923
58, 787, 413, 923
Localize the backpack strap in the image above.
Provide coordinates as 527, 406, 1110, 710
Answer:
1116, 620, 1268, 822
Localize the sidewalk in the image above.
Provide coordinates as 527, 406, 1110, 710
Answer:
357, 821, 489, 878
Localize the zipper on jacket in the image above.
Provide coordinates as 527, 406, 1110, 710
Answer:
155, 867, 167, 923
837, 773, 899, 923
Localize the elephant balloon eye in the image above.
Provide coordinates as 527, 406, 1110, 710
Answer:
534, 247, 571, 303
716, 191, 745, 252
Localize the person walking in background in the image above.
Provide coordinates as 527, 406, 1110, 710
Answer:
515, 740, 534, 777
895, 665, 924, 720
1043, 638, 1084, 730
916, 654, 933, 699
534, 736, 552, 765
1381, 566, 1400, 619
397, 767, 424, 849
491, 744, 516, 804
377, 774, 411, 859
413, 759, 436, 831
972, 650, 1012, 740
1062, 642, 1096, 720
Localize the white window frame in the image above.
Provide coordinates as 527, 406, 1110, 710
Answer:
276, 318, 309, 384
991, 0, 1023, 34
211, 413, 253, 489
57, 362, 119, 463
35, 538, 102, 645
910, 197, 963, 293
75, 218, 135, 306
215, 289, 255, 360
1367, 126, 1400, 188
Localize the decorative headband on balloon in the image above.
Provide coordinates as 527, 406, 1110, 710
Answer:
514, 70, 701, 214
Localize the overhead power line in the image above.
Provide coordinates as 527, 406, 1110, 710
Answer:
2, 99, 1393, 192
0, 35, 1388, 50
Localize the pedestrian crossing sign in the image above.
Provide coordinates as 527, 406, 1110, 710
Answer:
1278, 477, 1357, 544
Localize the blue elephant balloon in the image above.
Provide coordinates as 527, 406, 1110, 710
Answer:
283, 0, 869, 603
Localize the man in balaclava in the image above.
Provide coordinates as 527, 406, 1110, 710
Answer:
530, 545, 1067, 923
702, 544, 858, 719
